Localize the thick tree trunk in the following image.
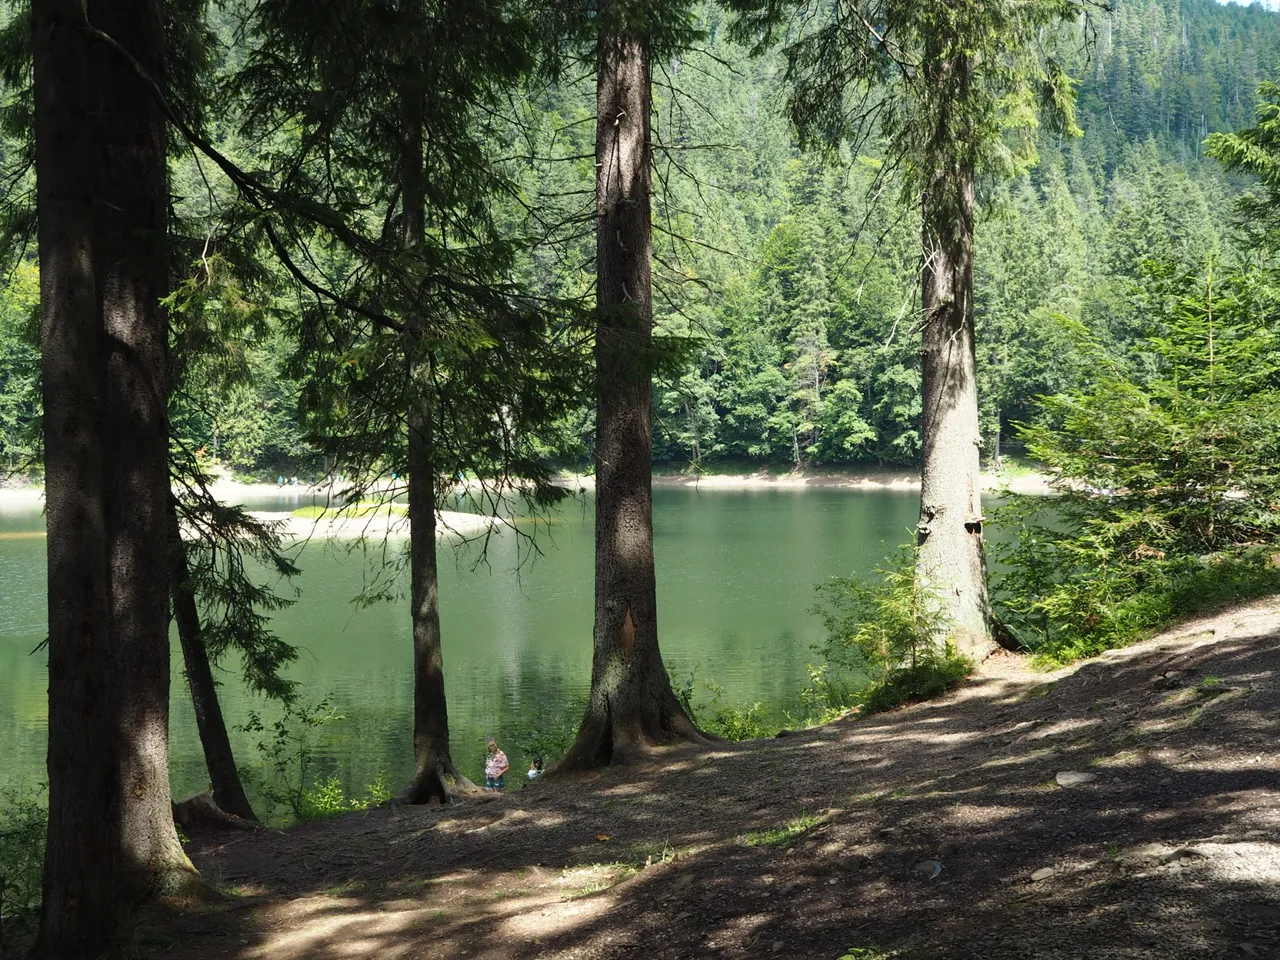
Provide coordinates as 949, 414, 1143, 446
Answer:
559, 6, 704, 771
393, 46, 474, 804
92, 0, 198, 897
33, 2, 119, 951
168, 502, 259, 823
35, 1, 195, 954
915, 113, 995, 660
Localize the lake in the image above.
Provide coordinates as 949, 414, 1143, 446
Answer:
0, 486, 926, 811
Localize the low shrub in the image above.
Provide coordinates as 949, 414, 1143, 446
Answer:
0, 787, 46, 953
670, 670, 780, 741
807, 548, 972, 719
238, 697, 385, 824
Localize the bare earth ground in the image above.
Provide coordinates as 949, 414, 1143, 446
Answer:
156, 600, 1280, 960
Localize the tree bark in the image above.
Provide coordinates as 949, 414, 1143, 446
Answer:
33, 1, 119, 951
92, 0, 198, 899
915, 55, 995, 660
393, 39, 474, 803
398, 400, 477, 802
168, 502, 259, 823
559, 4, 704, 771
35, 1, 195, 954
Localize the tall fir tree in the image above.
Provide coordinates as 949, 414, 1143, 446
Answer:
559, 0, 709, 769
730, 0, 1084, 657
33, 0, 197, 953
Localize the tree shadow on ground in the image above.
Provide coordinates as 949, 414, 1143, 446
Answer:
161, 603, 1280, 959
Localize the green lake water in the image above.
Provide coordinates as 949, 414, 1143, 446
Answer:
0, 487, 925, 810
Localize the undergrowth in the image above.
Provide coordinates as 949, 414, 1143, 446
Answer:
671, 549, 973, 741
0, 787, 45, 955
238, 698, 391, 825
992, 262, 1280, 664
806, 548, 973, 719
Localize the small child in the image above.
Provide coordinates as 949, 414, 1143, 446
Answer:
484, 737, 509, 792
526, 756, 544, 782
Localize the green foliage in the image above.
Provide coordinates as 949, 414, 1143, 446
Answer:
237, 697, 376, 825
670, 668, 778, 740
502, 693, 587, 775
294, 773, 391, 822
1, 2, 1278, 479
993, 260, 1280, 663
698, 683, 775, 740
743, 811, 822, 847
837, 948, 896, 960
808, 549, 973, 718
0, 261, 40, 473
1207, 77, 1280, 250
174, 474, 301, 701
732, 0, 1083, 231
0, 786, 45, 949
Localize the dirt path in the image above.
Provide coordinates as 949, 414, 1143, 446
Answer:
159, 599, 1280, 959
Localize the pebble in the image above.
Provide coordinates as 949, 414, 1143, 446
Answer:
1160, 847, 1209, 863
772, 941, 786, 953
937, 841, 960, 857
913, 859, 943, 880
1030, 867, 1056, 882
1055, 771, 1098, 787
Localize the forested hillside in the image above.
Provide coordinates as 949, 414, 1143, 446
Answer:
12, 1, 1280, 955
1, 0, 1278, 478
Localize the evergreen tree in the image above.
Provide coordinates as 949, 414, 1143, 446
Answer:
730, 0, 1084, 657
230, 0, 586, 800
33, 0, 197, 953
559, 0, 709, 769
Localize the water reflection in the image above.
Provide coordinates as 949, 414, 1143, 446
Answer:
0, 487, 924, 809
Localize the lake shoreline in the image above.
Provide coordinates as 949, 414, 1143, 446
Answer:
566, 467, 1055, 496
0, 465, 1055, 512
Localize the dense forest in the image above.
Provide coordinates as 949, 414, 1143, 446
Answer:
4, 0, 1276, 476
7, 0, 1280, 957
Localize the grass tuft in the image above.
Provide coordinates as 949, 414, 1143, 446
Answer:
744, 812, 824, 848
292, 502, 406, 520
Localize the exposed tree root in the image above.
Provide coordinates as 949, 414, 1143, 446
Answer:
391, 759, 482, 806
992, 614, 1025, 652
173, 792, 261, 833
555, 695, 713, 773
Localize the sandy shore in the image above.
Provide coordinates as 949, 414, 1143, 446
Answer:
0, 484, 496, 541
0, 468, 1055, 516
246, 508, 495, 541
562, 468, 1054, 496
0, 486, 43, 508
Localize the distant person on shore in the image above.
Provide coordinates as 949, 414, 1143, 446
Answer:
526, 756, 544, 784
485, 737, 509, 792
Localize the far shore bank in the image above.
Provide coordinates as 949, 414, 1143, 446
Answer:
0, 465, 1055, 513
567, 467, 1054, 496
